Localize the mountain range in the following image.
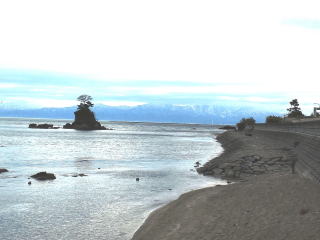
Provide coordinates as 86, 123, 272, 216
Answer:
0, 104, 282, 124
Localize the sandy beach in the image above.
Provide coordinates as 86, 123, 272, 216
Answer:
132, 127, 320, 240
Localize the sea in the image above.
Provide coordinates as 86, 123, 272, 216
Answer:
0, 118, 225, 240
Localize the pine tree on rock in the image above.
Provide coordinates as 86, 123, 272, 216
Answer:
63, 95, 107, 130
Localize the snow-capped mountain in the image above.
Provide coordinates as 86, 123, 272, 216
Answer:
0, 103, 282, 124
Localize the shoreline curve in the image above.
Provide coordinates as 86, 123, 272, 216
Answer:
132, 128, 320, 240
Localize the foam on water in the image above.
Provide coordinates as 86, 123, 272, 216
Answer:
0, 118, 225, 240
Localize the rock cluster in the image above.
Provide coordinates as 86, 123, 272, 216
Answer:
29, 123, 59, 129
72, 173, 87, 177
198, 155, 291, 179
31, 171, 56, 180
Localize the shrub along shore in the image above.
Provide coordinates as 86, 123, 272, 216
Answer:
132, 126, 320, 240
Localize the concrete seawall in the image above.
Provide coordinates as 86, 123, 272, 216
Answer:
256, 120, 320, 137
255, 129, 320, 183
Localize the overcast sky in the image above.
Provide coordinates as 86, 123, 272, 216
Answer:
0, 0, 320, 114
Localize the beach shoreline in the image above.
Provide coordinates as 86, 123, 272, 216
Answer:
132, 128, 320, 240
197, 129, 295, 180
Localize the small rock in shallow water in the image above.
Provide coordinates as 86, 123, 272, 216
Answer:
31, 172, 56, 180
136, 178, 140, 181
28, 181, 31, 185
0, 168, 8, 173
72, 173, 88, 177
29, 123, 55, 129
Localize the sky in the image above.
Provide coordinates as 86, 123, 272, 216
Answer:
0, 0, 320, 114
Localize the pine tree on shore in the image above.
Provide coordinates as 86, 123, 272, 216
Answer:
287, 99, 304, 118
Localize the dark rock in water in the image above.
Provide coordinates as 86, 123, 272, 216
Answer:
29, 123, 58, 129
136, 177, 140, 181
38, 124, 54, 129
63, 123, 73, 129
63, 108, 107, 130
72, 173, 88, 177
0, 168, 8, 173
219, 125, 236, 130
194, 161, 201, 167
31, 172, 56, 180
28, 181, 32, 185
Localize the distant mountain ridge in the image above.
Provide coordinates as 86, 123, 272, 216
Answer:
0, 104, 281, 124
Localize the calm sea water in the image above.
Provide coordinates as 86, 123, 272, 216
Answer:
0, 118, 224, 240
